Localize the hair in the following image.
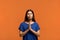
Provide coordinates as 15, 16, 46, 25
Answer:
24, 9, 36, 22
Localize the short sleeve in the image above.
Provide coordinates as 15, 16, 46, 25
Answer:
18, 23, 24, 32
36, 23, 40, 31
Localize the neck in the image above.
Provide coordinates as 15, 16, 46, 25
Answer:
28, 19, 32, 22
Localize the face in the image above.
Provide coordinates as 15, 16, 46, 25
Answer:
27, 11, 33, 20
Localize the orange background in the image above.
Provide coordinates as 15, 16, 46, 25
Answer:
0, 0, 60, 40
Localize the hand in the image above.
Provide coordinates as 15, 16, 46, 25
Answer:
28, 21, 31, 30
29, 25, 31, 30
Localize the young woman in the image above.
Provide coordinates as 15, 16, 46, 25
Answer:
18, 9, 40, 40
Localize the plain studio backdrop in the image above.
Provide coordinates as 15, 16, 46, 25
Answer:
0, 0, 60, 40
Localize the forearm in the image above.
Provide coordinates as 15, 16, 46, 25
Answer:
20, 29, 29, 37
23, 29, 29, 34
30, 29, 40, 36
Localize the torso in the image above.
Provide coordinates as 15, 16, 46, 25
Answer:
23, 22, 38, 40
19, 21, 39, 40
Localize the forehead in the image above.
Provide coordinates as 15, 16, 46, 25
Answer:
28, 11, 32, 14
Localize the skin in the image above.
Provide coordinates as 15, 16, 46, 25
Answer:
19, 11, 40, 37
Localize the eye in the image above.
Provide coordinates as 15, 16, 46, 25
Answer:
30, 14, 33, 16
27, 15, 29, 16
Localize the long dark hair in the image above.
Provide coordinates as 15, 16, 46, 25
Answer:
24, 9, 36, 22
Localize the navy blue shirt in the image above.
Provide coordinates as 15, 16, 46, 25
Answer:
18, 22, 40, 40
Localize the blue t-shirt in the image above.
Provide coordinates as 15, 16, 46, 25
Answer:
18, 22, 40, 40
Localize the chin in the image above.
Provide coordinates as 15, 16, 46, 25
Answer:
29, 18, 32, 20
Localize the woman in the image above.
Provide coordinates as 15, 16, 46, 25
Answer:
18, 9, 40, 40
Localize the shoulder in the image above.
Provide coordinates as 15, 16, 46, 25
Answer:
20, 22, 25, 25
34, 22, 40, 27
34, 22, 39, 25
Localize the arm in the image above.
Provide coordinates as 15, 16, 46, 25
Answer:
29, 22, 40, 37
30, 28, 40, 37
19, 28, 29, 37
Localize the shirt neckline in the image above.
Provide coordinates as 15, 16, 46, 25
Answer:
23, 21, 36, 25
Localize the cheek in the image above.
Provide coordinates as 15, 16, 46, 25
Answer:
27, 15, 29, 17
30, 15, 33, 18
